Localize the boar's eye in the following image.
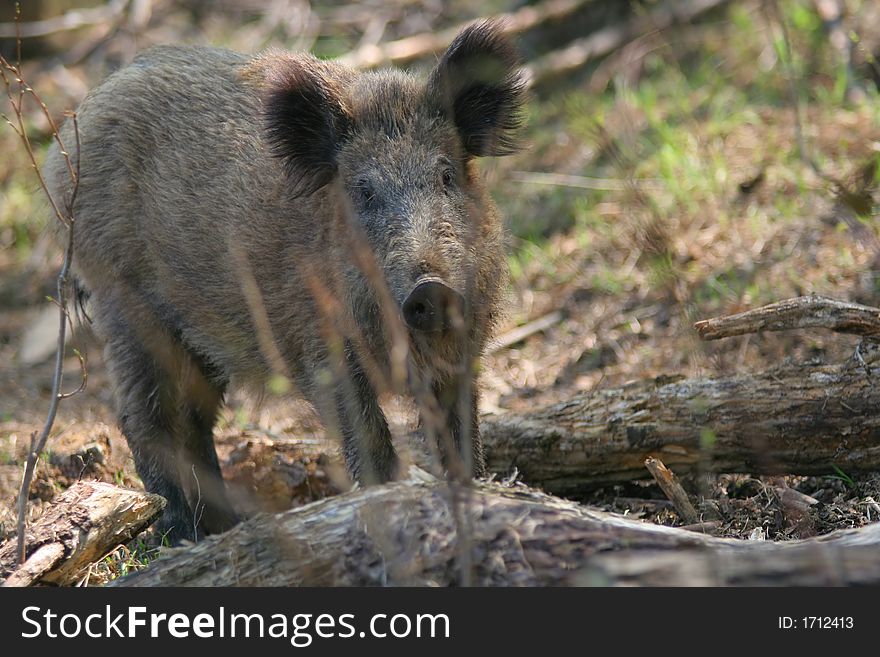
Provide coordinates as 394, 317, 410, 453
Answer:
441, 167, 456, 191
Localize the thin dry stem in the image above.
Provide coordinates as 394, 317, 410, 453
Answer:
3, 10, 83, 563
0, 62, 74, 226
16, 202, 76, 564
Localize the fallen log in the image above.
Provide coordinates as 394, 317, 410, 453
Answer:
482, 295, 880, 494
480, 360, 880, 495
0, 481, 165, 586
114, 472, 880, 587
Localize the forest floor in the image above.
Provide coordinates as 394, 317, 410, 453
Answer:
1, 0, 880, 582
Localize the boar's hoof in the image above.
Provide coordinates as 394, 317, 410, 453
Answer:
402, 278, 465, 332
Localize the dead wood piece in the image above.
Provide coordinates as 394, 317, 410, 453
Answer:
339, 0, 732, 87
767, 476, 819, 537
678, 521, 721, 535
0, 0, 129, 38
480, 361, 880, 494
338, 0, 587, 69
525, 0, 732, 86
767, 476, 819, 510
1, 543, 65, 587
0, 480, 165, 586
113, 473, 880, 587
488, 311, 564, 353
694, 295, 880, 341
644, 457, 699, 523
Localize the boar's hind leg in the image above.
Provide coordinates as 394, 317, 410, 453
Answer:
333, 348, 398, 485
101, 305, 235, 543
431, 377, 487, 480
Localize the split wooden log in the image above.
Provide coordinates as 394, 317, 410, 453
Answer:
113, 473, 880, 587
0, 480, 165, 587
480, 360, 880, 495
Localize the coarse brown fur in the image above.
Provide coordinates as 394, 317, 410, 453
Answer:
43, 21, 525, 543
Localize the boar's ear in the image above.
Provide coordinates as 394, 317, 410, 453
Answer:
264, 60, 351, 196
428, 20, 526, 157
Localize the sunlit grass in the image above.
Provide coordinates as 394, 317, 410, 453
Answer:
498, 0, 878, 329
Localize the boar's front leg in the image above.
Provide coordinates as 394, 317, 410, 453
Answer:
430, 376, 487, 480
332, 345, 398, 485
99, 298, 237, 543
178, 360, 239, 537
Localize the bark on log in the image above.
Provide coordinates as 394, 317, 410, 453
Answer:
0, 480, 165, 586
480, 361, 880, 495
114, 473, 880, 587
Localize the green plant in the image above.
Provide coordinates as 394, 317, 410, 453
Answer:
830, 465, 856, 488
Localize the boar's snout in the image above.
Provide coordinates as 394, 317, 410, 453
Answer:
402, 277, 465, 333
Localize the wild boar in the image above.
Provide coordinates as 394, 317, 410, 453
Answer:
44, 20, 524, 542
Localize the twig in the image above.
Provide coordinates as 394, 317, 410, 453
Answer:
694, 295, 880, 341
766, 0, 876, 241
2, 7, 82, 565
525, 0, 732, 86
510, 171, 661, 192
488, 310, 564, 354
340, 0, 731, 83
15, 197, 76, 564
228, 240, 294, 386
764, 0, 814, 171
338, 0, 587, 69
644, 457, 699, 524
191, 464, 203, 543
679, 520, 720, 534
0, 0, 129, 38
813, 0, 865, 103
